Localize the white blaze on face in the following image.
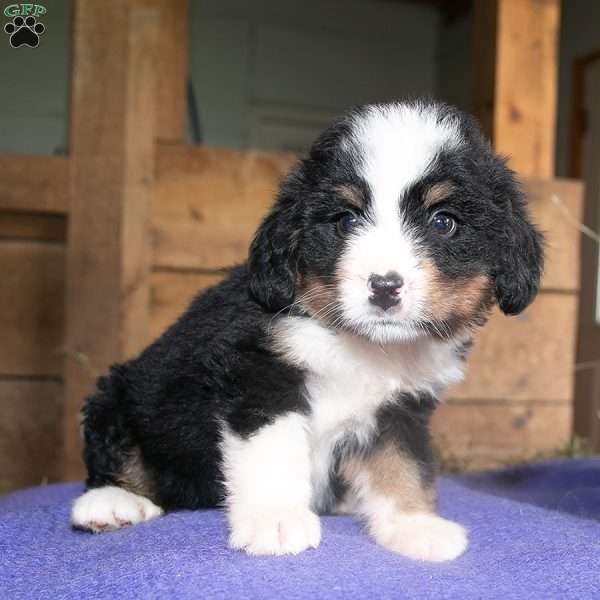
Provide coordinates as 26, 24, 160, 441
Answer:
337, 104, 462, 342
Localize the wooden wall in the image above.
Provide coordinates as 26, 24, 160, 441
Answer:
0, 210, 66, 493
0, 144, 582, 492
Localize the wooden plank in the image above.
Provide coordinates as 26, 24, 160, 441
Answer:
473, 0, 560, 177
64, 2, 159, 480
0, 379, 63, 494
150, 270, 224, 340
448, 293, 578, 404
0, 242, 65, 377
152, 144, 296, 269
0, 212, 67, 242
142, 0, 188, 142
432, 401, 572, 471
524, 177, 583, 292
0, 154, 69, 214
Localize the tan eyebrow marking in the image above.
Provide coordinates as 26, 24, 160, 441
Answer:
336, 184, 364, 210
423, 181, 455, 208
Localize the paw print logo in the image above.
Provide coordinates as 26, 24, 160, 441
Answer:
4, 15, 45, 48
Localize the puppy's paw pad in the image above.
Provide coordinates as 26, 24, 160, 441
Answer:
376, 513, 468, 562
229, 507, 321, 555
71, 486, 163, 533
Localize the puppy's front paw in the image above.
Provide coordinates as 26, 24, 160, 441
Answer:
229, 507, 321, 555
374, 513, 468, 562
72, 486, 163, 533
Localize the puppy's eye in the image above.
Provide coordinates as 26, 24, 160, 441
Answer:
430, 212, 457, 236
337, 212, 359, 236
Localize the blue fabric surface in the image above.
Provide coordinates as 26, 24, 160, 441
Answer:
1, 459, 599, 599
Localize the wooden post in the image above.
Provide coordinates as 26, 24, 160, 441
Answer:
63, 1, 159, 480
473, 0, 560, 177
143, 0, 189, 142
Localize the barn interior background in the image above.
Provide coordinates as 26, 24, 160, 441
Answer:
0, 0, 598, 494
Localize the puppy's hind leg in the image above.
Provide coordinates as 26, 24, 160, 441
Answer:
221, 413, 321, 556
72, 486, 163, 533
74, 370, 163, 533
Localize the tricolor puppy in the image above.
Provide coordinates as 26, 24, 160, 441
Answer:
72, 101, 543, 561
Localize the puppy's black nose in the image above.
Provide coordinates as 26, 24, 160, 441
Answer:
368, 272, 403, 310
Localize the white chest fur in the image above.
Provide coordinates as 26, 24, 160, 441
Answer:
272, 317, 466, 507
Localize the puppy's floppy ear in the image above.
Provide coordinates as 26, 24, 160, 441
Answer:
492, 169, 544, 316
248, 197, 301, 312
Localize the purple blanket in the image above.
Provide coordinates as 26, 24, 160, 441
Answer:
1, 459, 599, 599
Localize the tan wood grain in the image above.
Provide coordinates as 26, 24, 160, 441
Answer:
152, 144, 297, 270
448, 293, 578, 403
141, 0, 188, 142
0, 154, 69, 215
0, 379, 63, 494
0, 242, 65, 377
432, 401, 572, 471
473, 0, 560, 177
524, 177, 583, 292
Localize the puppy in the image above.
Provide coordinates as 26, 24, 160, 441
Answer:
71, 101, 543, 561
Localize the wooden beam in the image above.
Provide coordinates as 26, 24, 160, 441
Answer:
63, 1, 159, 480
473, 0, 560, 177
0, 154, 69, 214
142, 0, 189, 142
